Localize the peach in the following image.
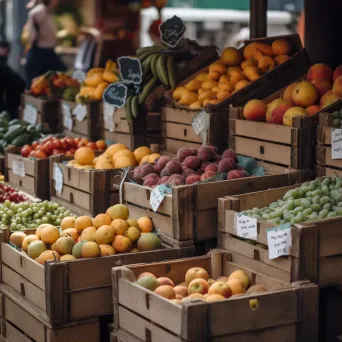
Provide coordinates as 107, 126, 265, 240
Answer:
228, 270, 250, 289
291, 81, 319, 107
201, 171, 217, 181
282, 83, 298, 105
157, 277, 175, 287
320, 90, 341, 109
333, 65, 342, 82
218, 158, 236, 173
205, 163, 218, 173
306, 105, 320, 117
307, 63, 333, 82
222, 149, 238, 163
243, 99, 267, 121
198, 146, 215, 162
283, 107, 308, 127
177, 148, 194, 163
311, 78, 332, 96
186, 174, 201, 184
185, 267, 209, 285
226, 278, 246, 295
188, 278, 209, 295
333, 75, 342, 98
154, 285, 176, 299
270, 103, 292, 125
206, 294, 225, 302
137, 272, 156, 280
208, 281, 232, 298
227, 170, 243, 180
174, 285, 188, 298
266, 99, 287, 122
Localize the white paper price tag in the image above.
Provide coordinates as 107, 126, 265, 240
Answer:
72, 70, 86, 83
62, 103, 73, 130
267, 224, 292, 260
192, 113, 206, 135
104, 103, 115, 132
12, 160, 25, 177
235, 214, 257, 240
332, 128, 342, 159
73, 104, 87, 122
23, 104, 38, 125
150, 186, 166, 212
53, 163, 64, 194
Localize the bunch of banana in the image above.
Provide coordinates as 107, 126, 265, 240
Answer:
125, 95, 139, 125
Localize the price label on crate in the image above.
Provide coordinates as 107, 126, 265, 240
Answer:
62, 103, 73, 130
267, 223, 292, 260
118, 57, 142, 85
332, 128, 342, 159
72, 70, 86, 83
12, 160, 25, 177
159, 16, 185, 48
235, 214, 257, 240
23, 104, 38, 125
192, 110, 210, 145
53, 163, 63, 194
150, 185, 171, 212
73, 104, 87, 122
103, 102, 116, 132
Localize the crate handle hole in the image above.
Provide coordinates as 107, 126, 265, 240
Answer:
184, 128, 187, 137
253, 249, 260, 261
259, 146, 264, 154
145, 328, 152, 342
19, 180, 22, 187
146, 189, 150, 201
145, 293, 150, 310
20, 283, 26, 297
20, 255, 24, 267
115, 123, 118, 128
70, 193, 74, 204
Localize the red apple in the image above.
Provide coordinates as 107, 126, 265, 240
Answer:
185, 267, 209, 285
188, 278, 209, 295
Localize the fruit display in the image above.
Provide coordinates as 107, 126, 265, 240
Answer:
75, 60, 119, 104
30, 71, 80, 101
20, 136, 106, 159
241, 177, 342, 225
131, 146, 249, 188
0, 200, 71, 231
242, 63, 342, 126
172, 38, 296, 110
0, 113, 51, 153
68, 143, 160, 170
8, 203, 162, 263
135, 266, 268, 304
0, 183, 28, 203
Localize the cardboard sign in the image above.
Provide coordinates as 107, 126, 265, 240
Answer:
12, 160, 25, 177
73, 104, 87, 122
332, 128, 342, 159
159, 15, 185, 47
192, 110, 210, 145
23, 104, 38, 125
103, 83, 128, 108
267, 224, 292, 260
118, 57, 142, 85
235, 214, 257, 240
53, 163, 63, 194
72, 70, 86, 83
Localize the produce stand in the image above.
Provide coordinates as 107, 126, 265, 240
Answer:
111, 250, 318, 342
20, 94, 61, 134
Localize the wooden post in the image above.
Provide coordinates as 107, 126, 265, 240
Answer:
250, 0, 268, 38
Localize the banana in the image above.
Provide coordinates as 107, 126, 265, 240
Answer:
167, 56, 176, 89
156, 55, 169, 86
137, 45, 164, 58
139, 77, 158, 105
142, 54, 155, 76
151, 54, 160, 77
125, 96, 134, 125
131, 95, 139, 118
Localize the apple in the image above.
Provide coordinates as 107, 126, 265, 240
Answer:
188, 278, 209, 295
157, 277, 175, 287
137, 272, 156, 280
206, 294, 225, 303
208, 281, 232, 298
174, 285, 188, 298
226, 278, 246, 295
154, 285, 176, 299
216, 276, 229, 283
185, 267, 209, 285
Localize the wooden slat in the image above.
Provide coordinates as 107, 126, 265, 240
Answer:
317, 145, 342, 169
316, 125, 331, 145
165, 122, 202, 144
165, 139, 201, 154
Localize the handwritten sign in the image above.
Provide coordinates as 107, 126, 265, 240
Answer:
73, 104, 87, 122
332, 128, 342, 159
150, 185, 171, 212
192, 110, 210, 145
103, 83, 128, 108
62, 103, 73, 130
267, 224, 292, 260
23, 104, 38, 125
104, 103, 115, 132
159, 16, 185, 47
12, 160, 25, 177
118, 57, 142, 85
53, 163, 63, 194
235, 214, 257, 240
72, 70, 86, 83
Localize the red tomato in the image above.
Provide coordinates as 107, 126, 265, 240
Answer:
20, 145, 33, 158
74, 137, 81, 145
51, 139, 62, 150
32, 141, 39, 150
35, 150, 47, 159
52, 149, 65, 155
65, 150, 74, 156
69, 148, 76, 153
66, 138, 76, 147
42, 141, 54, 155
80, 138, 89, 145
60, 137, 69, 149
29, 150, 36, 158
87, 142, 97, 150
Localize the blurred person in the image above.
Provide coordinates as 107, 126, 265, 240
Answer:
24, 0, 66, 87
0, 41, 26, 119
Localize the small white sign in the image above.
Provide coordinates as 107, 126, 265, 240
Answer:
62, 103, 71, 117
192, 112, 207, 135
53, 163, 64, 194
72, 70, 86, 83
235, 214, 258, 240
150, 186, 166, 212
23, 104, 38, 125
267, 224, 292, 260
73, 104, 87, 122
12, 160, 25, 177
332, 128, 342, 159
104, 103, 115, 132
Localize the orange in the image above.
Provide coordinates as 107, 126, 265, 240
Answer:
221, 47, 242, 66
105, 144, 128, 158
40, 225, 60, 245
106, 204, 129, 220
74, 147, 95, 166
60, 217, 76, 230
93, 213, 112, 229
9, 232, 26, 248
99, 244, 116, 256
111, 219, 129, 235
80, 226, 97, 241
112, 235, 131, 253
82, 241, 101, 258
60, 228, 78, 241
74, 216, 93, 233
60, 254, 76, 261
114, 156, 136, 168
37, 250, 60, 265
133, 146, 152, 163
137, 217, 153, 233
95, 225, 115, 244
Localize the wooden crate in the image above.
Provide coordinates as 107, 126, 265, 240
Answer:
160, 107, 228, 154
5, 147, 49, 200
0, 291, 101, 342
110, 330, 140, 342
122, 171, 313, 246
0, 228, 194, 327
0, 156, 4, 179
20, 94, 61, 133
61, 100, 101, 141
49, 154, 121, 217
112, 250, 318, 342
100, 105, 162, 149
218, 180, 342, 286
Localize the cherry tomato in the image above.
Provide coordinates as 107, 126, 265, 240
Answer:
87, 142, 97, 150
35, 150, 47, 159
52, 139, 62, 150
42, 141, 54, 155
20, 145, 33, 158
